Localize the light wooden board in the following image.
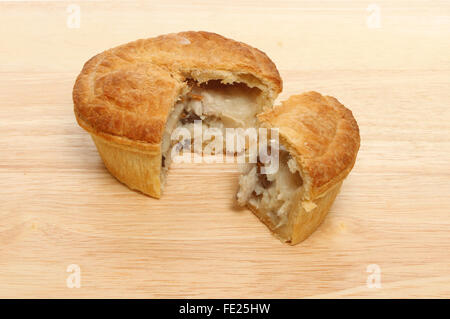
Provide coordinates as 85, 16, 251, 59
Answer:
0, 0, 449, 298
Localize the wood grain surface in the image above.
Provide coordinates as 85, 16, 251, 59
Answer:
0, 0, 449, 298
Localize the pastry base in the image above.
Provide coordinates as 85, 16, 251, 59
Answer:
247, 182, 342, 245
91, 134, 162, 198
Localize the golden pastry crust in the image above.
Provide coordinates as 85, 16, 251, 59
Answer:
73, 31, 282, 147
258, 91, 360, 201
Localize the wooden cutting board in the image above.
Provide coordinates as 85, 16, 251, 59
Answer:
1, 0, 449, 298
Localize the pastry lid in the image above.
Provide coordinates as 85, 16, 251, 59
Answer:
73, 31, 282, 148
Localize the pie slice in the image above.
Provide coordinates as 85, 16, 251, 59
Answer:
237, 92, 360, 244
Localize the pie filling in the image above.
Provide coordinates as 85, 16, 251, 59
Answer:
160, 80, 263, 185
159, 80, 304, 233
236, 150, 304, 233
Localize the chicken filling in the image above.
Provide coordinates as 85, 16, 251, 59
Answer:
160, 80, 263, 184
236, 150, 304, 229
